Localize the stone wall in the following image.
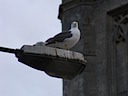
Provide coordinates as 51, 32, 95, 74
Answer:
58, 0, 128, 96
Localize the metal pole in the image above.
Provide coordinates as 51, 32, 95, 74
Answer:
0, 47, 21, 54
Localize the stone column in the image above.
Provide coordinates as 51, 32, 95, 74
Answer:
58, 1, 97, 96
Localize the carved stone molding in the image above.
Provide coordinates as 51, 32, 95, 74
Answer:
108, 4, 128, 96
108, 4, 128, 46
113, 13, 128, 45
58, 0, 104, 19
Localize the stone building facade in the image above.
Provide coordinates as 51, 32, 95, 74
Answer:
58, 0, 128, 96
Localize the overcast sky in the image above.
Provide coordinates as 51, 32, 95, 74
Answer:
0, 0, 62, 96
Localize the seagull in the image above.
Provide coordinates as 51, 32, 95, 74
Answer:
45, 21, 80, 49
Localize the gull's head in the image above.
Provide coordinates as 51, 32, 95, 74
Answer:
71, 21, 78, 28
